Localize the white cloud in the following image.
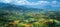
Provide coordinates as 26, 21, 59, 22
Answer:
0, 0, 11, 3
51, 1, 60, 7
13, 0, 26, 5
13, 0, 37, 5
11, 0, 50, 6
36, 1, 50, 6
0, 0, 60, 8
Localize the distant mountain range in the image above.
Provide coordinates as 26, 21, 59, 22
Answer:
0, 2, 43, 13
0, 2, 60, 12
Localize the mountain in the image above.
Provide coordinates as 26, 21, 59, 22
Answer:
0, 2, 43, 13
0, 3, 27, 10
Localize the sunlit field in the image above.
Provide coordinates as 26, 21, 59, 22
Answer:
0, 9, 60, 27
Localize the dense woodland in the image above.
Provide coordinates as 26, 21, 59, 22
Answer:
0, 9, 60, 27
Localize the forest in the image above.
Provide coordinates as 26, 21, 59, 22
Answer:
0, 9, 60, 27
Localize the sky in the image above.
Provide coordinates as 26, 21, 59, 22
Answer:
0, 0, 60, 9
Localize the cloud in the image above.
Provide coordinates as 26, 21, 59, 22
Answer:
51, 1, 60, 7
0, 0, 49, 5
0, 0, 60, 8
0, 0, 11, 3
19, 0, 49, 6
13, 0, 38, 5
13, 0, 27, 5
